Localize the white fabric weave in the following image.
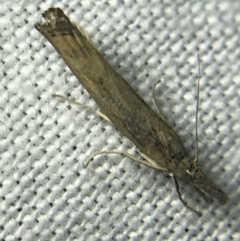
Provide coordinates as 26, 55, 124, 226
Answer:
0, 0, 239, 240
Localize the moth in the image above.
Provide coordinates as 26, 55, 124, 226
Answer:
35, 7, 228, 211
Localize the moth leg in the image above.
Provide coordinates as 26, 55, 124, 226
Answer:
152, 80, 174, 129
172, 175, 201, 216
152, 80, 165, 119
84, 150, 162, 170
52, 94, 110, 122
138, 151, 168, 172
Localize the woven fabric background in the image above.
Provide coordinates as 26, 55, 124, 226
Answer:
0, 0, 239, 240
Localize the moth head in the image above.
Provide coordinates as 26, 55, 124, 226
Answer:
185, 161, 228, 204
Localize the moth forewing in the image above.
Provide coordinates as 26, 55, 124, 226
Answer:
35, 7, 228, 207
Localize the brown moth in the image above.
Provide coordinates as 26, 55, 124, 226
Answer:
35, 7, 228, 209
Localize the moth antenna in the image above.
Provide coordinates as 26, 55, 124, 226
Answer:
195, 54, 201, 162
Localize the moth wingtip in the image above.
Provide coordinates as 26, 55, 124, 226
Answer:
42, 7, 67, 22
34, 22, 41, 29
34, 20, 48, 33
34, 7, 68, 34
